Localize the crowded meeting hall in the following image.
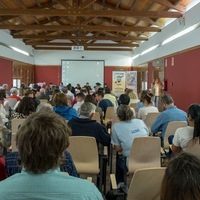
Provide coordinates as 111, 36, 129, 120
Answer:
1, 0, 200, 199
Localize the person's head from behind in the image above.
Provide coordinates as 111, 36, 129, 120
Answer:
161, 152, 200, 200
76, 92, 85, 102
36, 102, 53, 112
117, 104, 133, 121
53, 92, 68, 106
24, 89, 34, 98
79, 102, 95, 118
187, 104, 200, 138
118, 94, 130, 105
16, 97, 36, 116
10, 88, 18, 95
125, 88, 138, 100
161, 94, 174, 109
143, 93, 154, 106
40, 88, 46, 94
85, 94, 97, 105
104, 87, 111, 94
0, 88, 6, 101
16, 112, 71, 174
139, 90, 148, 102
61, 86, 68, 94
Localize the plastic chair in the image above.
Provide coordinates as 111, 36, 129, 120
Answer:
144, 112, 160, 135
91, 112, 101, 124
67, 136, 107, 193
104, 106, 115, 124
163, 121, 187, 149
7, 98, 17, 109
128, 137, 161, 174
127, 167, 166, 200
11, 118, 26, 134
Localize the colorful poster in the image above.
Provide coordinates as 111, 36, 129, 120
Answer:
112, 71, 126, 96
126, 71, 137, 93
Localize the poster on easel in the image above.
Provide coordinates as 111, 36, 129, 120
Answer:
126, 71, 137, 93
112, 71, 126, 96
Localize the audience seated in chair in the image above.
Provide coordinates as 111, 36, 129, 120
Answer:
53, 93, 78, 121
151, 94, 187, 146
111, 104, 149, 185
137, 93, 158, 121
68, 102, 110, 147
161, 152, 200, 200
5, 151, 78, 177
96, 90, 114, 118
12, 97, 36, 119
73, 92, 85, 112
7, 88, 21, 101
172, 104, 200, 154
0, 112, 103, 200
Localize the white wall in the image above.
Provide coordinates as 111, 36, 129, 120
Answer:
34, 50, 133, 66
0, 30, 35, 64
133, 2, 200, 65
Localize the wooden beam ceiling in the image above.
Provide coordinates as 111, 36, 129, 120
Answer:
0, 9, 182, 18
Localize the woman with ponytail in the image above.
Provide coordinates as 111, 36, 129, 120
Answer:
172, 104, 200, 154
137, 93, 158, 120
111, 104, 149, 186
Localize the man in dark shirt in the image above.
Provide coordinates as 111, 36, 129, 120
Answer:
95, 90, 113, 118
68, 102, 111, 147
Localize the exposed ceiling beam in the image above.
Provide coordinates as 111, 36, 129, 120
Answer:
34, 46, 133, 51
80, 0, 97, 9
0, 25, 161, 32
27, 42, 139, 47
13, 34, 148, 41
0, 9, 182, 18
150, 0, 185, 13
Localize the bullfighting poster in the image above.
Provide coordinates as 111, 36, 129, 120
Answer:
112, 71, 126, 96
126, 71, 137, 93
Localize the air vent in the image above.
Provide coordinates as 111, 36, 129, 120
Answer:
71, 46, 84, 51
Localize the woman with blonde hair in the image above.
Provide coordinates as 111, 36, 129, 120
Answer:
125, 88, 139, 104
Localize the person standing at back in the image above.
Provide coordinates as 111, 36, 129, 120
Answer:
151, 94, 187, 146
0, 111, 103, 200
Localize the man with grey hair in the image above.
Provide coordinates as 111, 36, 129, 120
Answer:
68, 102, 110, 146
151, 94, 187, 146
8, 88, 21, 101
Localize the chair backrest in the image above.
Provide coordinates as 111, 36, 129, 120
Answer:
39, 99, 48, 103
128, 137, 161, 174
164, 121, 187, 149
144, 112, 160, 134
105, 107, 115, 121
91, 112, 101, 124
7, 98, 17, 109
67, 136, 99, 174
130, 103, 136, 109
127, 167, 166, 200
11, 133, 18, 152
11, 118, 26, 134
185, 138, 200, 158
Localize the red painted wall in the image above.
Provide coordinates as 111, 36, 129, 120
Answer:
104, 67, 115, 88
0, 57, 12, 89
34, 65, 61, 85
148, 62, 153, 90
162, 48, 200, 111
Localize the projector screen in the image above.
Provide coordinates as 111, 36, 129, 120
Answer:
61, 60, 104, 88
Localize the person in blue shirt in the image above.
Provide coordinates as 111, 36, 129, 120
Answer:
0, 112, 103, 200
53, 92, 78, 121
151, 94, 188, 146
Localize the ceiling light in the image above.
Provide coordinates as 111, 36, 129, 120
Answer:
162, 23, 199, 45
141, 45, 159, 55
10, 46, 30, 56
132, 54, 140, 60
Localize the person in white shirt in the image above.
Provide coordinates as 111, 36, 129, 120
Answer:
138, 93, 158, 121
73, 92, 85, 112
172, 104, 200, 154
